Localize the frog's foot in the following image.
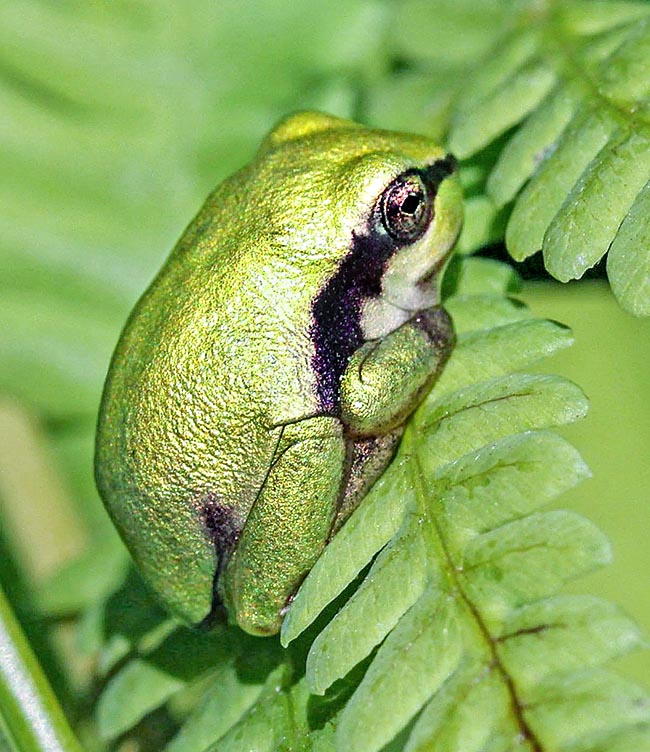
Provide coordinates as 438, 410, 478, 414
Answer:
340, 305, 454, 437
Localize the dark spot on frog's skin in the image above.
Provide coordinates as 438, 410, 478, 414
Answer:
334, 431, 403, 527
309, 156, 457, 414
200, 493, 242, 556
197, 494, 241, 629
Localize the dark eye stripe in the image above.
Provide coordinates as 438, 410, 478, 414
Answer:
310, 228, 395, 414
308, 154, 457, 414
424, 154, 458, 189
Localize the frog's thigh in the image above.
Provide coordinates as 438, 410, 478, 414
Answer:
341, 307, 454, 436
222, 415, 346, 636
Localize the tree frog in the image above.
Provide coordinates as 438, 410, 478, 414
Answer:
95, 112, 462, 636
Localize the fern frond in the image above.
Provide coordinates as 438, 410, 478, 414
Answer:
3, 3, 647, 747
275, 258, 649, 752
445, 0, 650, 315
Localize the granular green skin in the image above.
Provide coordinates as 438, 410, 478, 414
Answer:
95, 111, 462, 635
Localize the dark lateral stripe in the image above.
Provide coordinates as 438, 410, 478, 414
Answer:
310, 226, 395, 413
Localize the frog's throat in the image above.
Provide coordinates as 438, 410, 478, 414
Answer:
360, 289, 435, 341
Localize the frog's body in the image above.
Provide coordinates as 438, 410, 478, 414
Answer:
96, 112, 462, 635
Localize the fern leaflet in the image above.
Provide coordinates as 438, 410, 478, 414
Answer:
445, 0, 650, 315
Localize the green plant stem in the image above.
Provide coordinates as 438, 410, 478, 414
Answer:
0, 586, 82, 752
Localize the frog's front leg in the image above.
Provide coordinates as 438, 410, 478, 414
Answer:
220, 415, 346, 636
340, 306, 454, 437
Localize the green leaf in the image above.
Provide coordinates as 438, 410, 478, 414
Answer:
436, 318, 574, 393
305, 510, 430, 695
487, 87, 577, 207
497, 596, 644, 691
544, 129, 650, 282
451, 61, 556, 158
279, 263, 649, 752
323, 427, 641, 752
205, 665, 293, 752
462, 510, 611, 624
403, 660, 511, 752
91, 568, 177, 676
299, 429, 592, 695
523, 670, 650, 750
391, 0, 513, 67
607, 179, 650, 315
445, 294, 530, 333
34, 545, 127, 619
280, 461, 415, 647
417, 373, 588, 468
366, 70, 456, 143
430, 431, 591, 541
454, 194, 509, 256
452, 28, 542, 120
505, 109, 616, 262
96, 627, 238, 741
444, 2, 650, 315
335, 589, 463, 752
165, 662, 268, 752
0, 290, 120, 418
444, 256, 521, 298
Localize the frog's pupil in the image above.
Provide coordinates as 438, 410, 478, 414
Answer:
401, 192, 421, 215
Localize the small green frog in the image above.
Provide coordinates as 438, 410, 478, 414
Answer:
95, 112, 462, 636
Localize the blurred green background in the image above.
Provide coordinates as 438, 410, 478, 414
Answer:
0, 0, 648, 722
526, 282, 650, 685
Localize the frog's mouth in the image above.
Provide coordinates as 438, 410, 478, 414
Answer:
413, 244, 453, 293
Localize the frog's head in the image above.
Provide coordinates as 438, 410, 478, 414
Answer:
256, 111, 463, 339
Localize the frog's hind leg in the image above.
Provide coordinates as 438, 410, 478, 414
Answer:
333, 430, 402, 532
220, 415, 346, 636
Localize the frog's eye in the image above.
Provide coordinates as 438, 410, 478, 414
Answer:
380, 171, 432, 244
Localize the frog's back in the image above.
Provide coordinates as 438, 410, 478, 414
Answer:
95, 170, 322, 623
